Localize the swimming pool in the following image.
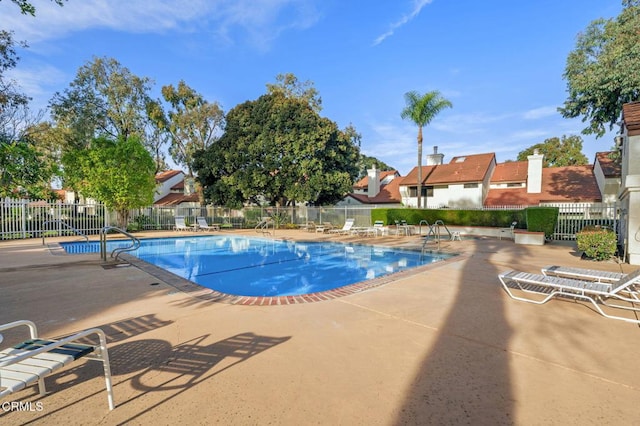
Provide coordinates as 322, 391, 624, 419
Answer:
60, 236, 453, 297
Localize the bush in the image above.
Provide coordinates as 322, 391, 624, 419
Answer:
371, 208, 524, 228
525, 207, 559, 238
576, 226, 617, 261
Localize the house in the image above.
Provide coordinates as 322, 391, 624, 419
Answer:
395, 147, 615, 209
153, 170, 200, 207
399, 151, 497, 208
593, 151, 622, 203
617, 101, 640, 265
484, 150, 603, 206
336, 165, 403, 206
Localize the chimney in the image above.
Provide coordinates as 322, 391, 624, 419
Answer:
367, 165, 381, 197
527, 149, 544, 193
425, 145, 444, 165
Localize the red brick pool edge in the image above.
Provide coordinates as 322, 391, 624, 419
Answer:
121, 251, 466, 305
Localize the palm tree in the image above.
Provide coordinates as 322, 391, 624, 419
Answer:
401, 90, 452, 208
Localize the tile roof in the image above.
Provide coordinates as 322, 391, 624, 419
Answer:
491, 161, 528, 183
154, 192, 199, 206
594, 152, 621, 177
400, 165, 437, 185
402, 153, 496, 185
155, 170, 183, 183
353, 170, 398, 189
485, 165, 601, 206
346, 177, 402, 204
623, 101, 640, 135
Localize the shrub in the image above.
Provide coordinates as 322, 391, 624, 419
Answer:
525, 207, 559, 238
576, 226, 617, 261
371, 208, 524, 227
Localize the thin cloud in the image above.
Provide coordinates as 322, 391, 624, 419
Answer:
1, 0, 320, 50
522, 106, 559, 120
372, 0, 433, 46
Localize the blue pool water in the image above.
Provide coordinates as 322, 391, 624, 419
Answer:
61, 236, 452, 297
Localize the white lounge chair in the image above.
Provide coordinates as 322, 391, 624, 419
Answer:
328, 218, 355, 235
499, 221, 518, 240
0, 320, 115, 410
196, 216, 219, 231
363, 220, 388, 237
541, 265, 627, 283
174, 216, 194, 232
498, 269, 640, 323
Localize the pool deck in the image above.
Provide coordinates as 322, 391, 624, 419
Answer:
1, 230, 639, 425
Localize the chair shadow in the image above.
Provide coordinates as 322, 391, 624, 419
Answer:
9, 332, 290, 424
117, 332, 291, 423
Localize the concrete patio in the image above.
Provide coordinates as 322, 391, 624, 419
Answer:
1, 230, 639, 425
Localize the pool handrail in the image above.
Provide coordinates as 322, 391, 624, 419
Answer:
100, 226, 141, 261
42, 220, 89, 245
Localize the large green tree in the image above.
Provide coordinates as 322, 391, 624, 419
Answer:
0, 30, 28, 109
401, 90, 452, 208
62, 136, 156, 228
0, 134, 58, 199
266, 72, 322, 113
148, 80, 224, 177
49, 57, 154, 149
516, 135, 589, 167
194, 93, 360, 207
559, 0, 640, 137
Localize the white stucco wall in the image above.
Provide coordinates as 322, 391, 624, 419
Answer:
619, 131, 640, 265
154, 172, 185, 202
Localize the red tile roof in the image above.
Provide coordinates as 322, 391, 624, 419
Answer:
353, 170, 399, 189
485, 165, 601, 206
400, 165, 437, 185
402, 153, 496, 185
155, 170, 183, 183
154, 192, 199, 206
595, 152, 621, 177
491, 161, 528, 183
623, 101, 640, 136
346, 177, 402, 204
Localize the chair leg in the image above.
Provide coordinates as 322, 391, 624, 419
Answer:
96, 330, 115, 410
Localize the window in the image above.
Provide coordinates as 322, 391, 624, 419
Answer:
463, 183, 478, 189
507, 182, 522, 188
408, 186, 430, 197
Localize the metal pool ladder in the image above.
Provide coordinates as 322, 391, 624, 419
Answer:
100, 226, 140, 261
421, 220, 452, 254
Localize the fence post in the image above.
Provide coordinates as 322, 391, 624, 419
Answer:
21, 199, 27, 239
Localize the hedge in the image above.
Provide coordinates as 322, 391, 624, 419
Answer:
371, 208, 525, 228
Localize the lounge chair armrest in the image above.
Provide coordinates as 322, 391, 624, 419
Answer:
0, 327, 107, 367
0, 319, 38, 338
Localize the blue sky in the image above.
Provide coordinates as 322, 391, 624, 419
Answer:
2, 0, 624, 175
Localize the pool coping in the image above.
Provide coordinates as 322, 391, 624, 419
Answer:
119, 248, 467, 306
51, 236, 466, 305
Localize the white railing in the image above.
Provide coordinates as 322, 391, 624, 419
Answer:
1, 198, 109, 241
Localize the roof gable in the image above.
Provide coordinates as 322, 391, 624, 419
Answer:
595, 152, 621, 177
426, 152, 496, 184
155, 170, 183, 183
